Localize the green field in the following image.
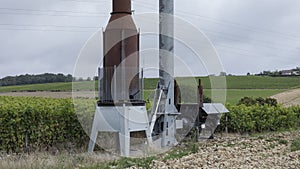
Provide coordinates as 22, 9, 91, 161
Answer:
145, 76, 300, 104
1, 76, 300, 104
0, 82, 71, 92
0, 81, 93, 93
204, 89, 286, 104
176, 76, 300, 89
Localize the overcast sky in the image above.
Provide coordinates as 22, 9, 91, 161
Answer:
0, 0, 299, 78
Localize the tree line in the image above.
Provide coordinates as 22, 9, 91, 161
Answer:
255, 67, 300, 76
0, 73, 73, 86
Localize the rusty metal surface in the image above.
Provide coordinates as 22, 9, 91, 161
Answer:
102, 0, 140, 101
198, 79, 204, 107
112, 0, 131, 14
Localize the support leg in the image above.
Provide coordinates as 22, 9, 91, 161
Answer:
119, 104, 130, 157
119, 131, 130, 157
88, 111, 99, 153
145, 128, 153, 146
162, 115, 177, 147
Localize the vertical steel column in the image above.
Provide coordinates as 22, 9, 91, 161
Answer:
159, 0, 178, 147
159, 0, 174, 95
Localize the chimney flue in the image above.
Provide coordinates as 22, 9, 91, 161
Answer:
102, 0, 140, 102
112, 0, 132, 14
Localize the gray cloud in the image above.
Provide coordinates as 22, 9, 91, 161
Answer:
0, 0, 299, 78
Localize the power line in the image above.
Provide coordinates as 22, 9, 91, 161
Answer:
0, 27, 94, 33
178, 11, 300, 42
60, 0, 108, 3
0, 2, 298, 57
2, 4, 300, 43
0, 22, 297, 54
133, 2, 300, 49
217, 46, 291, 63
202, 28, 297, 51
179, 10, 300, 41
0, 23, 100, 29
215, 43, 298, 59
0, 12, 106, 18
133, 2, 300, 42
0, 7, 106, 15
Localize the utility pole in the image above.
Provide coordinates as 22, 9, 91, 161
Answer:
159, 0, 178, 147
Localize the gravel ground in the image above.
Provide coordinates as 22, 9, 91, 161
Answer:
0, 131, 299, 168
131, 131, 300, 169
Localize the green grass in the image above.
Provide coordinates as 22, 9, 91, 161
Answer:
291, 138, 300, 152
143, 89, 285, 105
0, 82, 71, 92
222, 76, 300, 89
0, 81, 94, 93
105, 156, 156, 169
144, 76, 300, 104
1, 76, 300, 92
144, 76, 300, 90
204, 89, 286, 104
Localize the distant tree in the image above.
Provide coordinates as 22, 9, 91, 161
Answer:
237, 97, 257, 106
203, 95, 212, 103
219, 72, 226, 76
238, 97, 278, 106
264, 98, 278, 106
247, 72, 251, 76
262, 71, 272, 76
273, 70, 280, 76
66, 74, 73, 82
0, 73, 73, 86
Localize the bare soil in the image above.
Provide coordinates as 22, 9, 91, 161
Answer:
271, 88, 300, 107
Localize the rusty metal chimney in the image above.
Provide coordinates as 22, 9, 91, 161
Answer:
102, 0, 140, 102
112, 0, 131, 14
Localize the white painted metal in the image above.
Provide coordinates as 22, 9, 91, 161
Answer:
161, 83, 179, 147
199, 103, 228, 139
149, 89, 163, 134
119, 104, 129, 156
88, 105, 152, 157
176, 120, 183, 129
202, 103, 229, 114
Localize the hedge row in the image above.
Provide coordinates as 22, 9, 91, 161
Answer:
1, 96, 300, 153
219, 104, 300, 134
0, 96, 90, 153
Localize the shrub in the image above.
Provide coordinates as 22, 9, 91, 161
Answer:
237, 97, 278, 107
219, 104, 300, 134
291, 138, 300, 152
0, 96, 91, 153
